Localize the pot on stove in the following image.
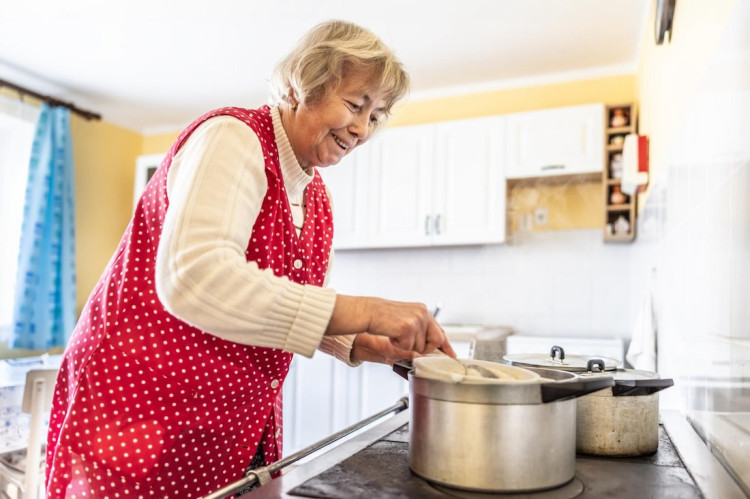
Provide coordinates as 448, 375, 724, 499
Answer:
504, 346, 674, 457
397, 357, 613, 492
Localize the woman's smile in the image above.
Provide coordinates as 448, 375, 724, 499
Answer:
284, 67, 388, 169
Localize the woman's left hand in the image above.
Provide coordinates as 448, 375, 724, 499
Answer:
350, 333, 420, 365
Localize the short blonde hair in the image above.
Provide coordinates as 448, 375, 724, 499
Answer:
269, 20, 409, 117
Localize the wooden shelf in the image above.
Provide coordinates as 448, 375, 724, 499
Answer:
603, 233, 635, 243
602, 104, 637, 243
607, 126, 633, 134
607, 204, 633, 211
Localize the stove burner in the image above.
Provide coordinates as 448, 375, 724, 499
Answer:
428, 478, 584, 499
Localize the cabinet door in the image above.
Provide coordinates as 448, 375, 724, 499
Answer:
370, 124, 434, 247
434, 116, 506, 245
505, 104, 604, 178
283, 354, 337, 452
318, 147, 373, 249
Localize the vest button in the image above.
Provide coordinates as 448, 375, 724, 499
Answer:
270, 379, 280, 389
293, 259, 303, 269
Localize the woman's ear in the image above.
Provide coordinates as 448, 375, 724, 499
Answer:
288, 91, 298, 111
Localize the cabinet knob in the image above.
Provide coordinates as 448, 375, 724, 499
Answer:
541, 164, 566, 171
434, 214, 442, 235
424, 215, 431, 236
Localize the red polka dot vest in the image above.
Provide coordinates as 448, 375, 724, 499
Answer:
45, 106, 334, 497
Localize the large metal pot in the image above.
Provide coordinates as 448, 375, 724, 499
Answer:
504, 346, 674, 456
401, 362, 613, 492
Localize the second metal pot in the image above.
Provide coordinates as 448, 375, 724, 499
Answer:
504, 347, 674, 456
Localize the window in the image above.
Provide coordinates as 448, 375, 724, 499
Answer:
0, 96, 38, 345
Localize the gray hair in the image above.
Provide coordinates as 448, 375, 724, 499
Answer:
269, 20, 409, 117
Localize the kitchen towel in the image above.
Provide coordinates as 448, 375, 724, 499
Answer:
620, 134, 648, 196
626, 270, 657, 371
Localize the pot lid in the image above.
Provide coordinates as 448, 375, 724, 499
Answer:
503, 345, 621, 372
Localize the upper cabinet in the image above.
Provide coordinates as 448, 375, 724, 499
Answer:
505, 103, 605, 179
432, 116, 506, 246
317, 144, 374, 249
321, 115, 507, 249
370, 123, 435, 247
322, 103, 605, 250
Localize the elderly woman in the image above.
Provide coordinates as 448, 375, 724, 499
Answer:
45, 19, 454, 498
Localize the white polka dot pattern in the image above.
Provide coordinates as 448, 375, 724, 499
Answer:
44, 106, 334, 497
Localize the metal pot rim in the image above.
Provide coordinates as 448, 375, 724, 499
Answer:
409, 367, 613, 405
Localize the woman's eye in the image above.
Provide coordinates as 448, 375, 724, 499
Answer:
347, 101, 362, 111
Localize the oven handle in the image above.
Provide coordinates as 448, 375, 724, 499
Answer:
202, 397, 409, 498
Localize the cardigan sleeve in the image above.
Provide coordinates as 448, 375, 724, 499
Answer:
155, 115, 336, 358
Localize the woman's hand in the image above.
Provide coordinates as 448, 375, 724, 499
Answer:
350, 333, 419, 365
326, 295, 456, 358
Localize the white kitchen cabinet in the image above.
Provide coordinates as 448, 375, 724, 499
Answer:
433, 116, 506, 245
318, 146, 374, 249
320, 116, 506, 249
370, 123, 435, 247
282, 353, 409, 455
505, 103, 604, 179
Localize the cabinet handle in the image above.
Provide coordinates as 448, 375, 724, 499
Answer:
424, 215, 431, 236
434, 214, 442, 235
541, 164, 566, 171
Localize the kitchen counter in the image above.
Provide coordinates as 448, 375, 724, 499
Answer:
238, 408, 747, 499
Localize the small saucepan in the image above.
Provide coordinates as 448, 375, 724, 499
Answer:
504, 346, 674, 456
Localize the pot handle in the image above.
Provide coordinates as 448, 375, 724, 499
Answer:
392, 361, 412, 381
540, 376, 614, 403
550, 345, 565, 361
586, 359, 605, 373
612, 378, 675, 396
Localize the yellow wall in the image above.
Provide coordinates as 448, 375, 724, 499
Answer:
143, 132, 177, 155
391, 74, 636, 127
71, 116, 143, 311
636, 0, 738, 206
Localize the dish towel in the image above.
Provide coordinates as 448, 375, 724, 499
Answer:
626, 270, 657, 371
620, 133, 648, 196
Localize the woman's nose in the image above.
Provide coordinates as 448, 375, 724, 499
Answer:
349, 114, 370, 139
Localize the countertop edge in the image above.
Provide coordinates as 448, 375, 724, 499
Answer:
661, 409, 748, 499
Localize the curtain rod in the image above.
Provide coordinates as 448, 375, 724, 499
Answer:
0, 78, 101, 121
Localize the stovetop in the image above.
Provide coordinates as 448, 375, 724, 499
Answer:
283, 423, 699, 499
242, 410, 747, 499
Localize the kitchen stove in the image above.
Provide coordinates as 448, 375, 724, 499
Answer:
283, 421, 698, 498
238, 408, 747, 499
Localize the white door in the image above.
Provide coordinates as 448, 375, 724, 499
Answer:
505, 103, 604, 178
370, 124, 435, 247
434, 116, 506, 245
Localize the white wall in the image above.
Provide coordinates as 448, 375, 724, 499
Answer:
628, 0, 750, 414
330, 228, 635, 341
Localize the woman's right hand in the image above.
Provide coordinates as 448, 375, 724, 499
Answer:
326, 295, 456, 357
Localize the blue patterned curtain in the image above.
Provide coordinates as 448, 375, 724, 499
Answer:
11, 104, 76, 349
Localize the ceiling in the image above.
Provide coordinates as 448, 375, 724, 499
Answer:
0, 0, 649, 134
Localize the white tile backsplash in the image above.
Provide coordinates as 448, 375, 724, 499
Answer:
330, 229, 633, 340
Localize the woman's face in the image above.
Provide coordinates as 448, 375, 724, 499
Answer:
287, 68, 389, 169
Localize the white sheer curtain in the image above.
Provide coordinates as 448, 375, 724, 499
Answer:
0, 95, 38, 345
